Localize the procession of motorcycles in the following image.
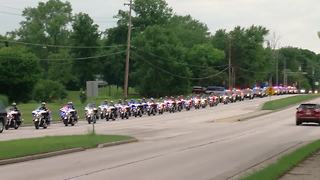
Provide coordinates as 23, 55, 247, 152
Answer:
0, 85, 301, 133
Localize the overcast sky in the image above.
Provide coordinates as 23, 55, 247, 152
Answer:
0, 0, 319, 53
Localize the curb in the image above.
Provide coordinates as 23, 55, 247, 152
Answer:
97, 138, 138, 148
0, 138, 138, 166
0, 148, 85, 166
214, 110, 273, 123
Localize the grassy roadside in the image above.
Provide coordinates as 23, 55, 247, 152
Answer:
242, 140, 320, 180
0, 134, 133, 160
262, 94, 320, 110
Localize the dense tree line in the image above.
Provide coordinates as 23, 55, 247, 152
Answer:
0, 0, 319, 102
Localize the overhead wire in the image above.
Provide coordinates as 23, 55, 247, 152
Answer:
0, 40, 126, 49
132, 52, 229, 80
237, 66, 271, 75
132, 47, 228, 69
0, 50, 126, 62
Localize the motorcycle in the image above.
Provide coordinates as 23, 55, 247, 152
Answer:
106, 106, 117, 121
208, 96, 219, 107
168, 101, 176, 113
60, 108, 77, 126
32, 109, 49, 129
158, 102, 165, 115
98, 104, 108, 119
120, 105, 130, 119
185, 99, 193, 111
85, 105, 98, 124
194, 98, 201, 109
5, 110, 21, 130
177, 100, 183, 112
136, 104, 144, 117
147, 103, 158, 116
201, 98, 207, 108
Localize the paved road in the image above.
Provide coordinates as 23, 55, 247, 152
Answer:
0, 95, 284, 141
1, 95, 320, 180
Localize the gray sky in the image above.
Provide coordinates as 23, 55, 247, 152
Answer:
0, 0, 319, 53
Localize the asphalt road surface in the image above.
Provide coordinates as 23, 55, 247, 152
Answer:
1, 95, 320, 180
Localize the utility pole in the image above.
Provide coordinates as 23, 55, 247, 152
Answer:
276, 52, 279, 86
228, 36, 232, 90
283, 59, 287, 86
124, 0, 133, 99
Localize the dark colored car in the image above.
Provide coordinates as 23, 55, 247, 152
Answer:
296, 103, 320, 126
192, 86, 205, 94
0, 105, 7, 133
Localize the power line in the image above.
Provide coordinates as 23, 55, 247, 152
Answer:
133, 52, 229, 80
0, 51, 126, 61
237, 67, 271, 75
0, 40, 125, 49
132, 48, 228, 69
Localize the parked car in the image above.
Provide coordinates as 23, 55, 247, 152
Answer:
0, 105, 7, 133
192, 86, 205, 94
296, 103, 320, 126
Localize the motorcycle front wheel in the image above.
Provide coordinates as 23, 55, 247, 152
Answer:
34, 121, 39, 129
14, 121, 19, 129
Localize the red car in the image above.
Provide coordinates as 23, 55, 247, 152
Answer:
296, 103, 320, 126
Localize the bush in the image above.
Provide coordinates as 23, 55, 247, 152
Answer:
0, 47, 41, 102
33, 80, 67, 102
0, 94, 9, 107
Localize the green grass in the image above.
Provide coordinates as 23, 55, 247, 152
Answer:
0, 134, 133, 160
242, 140, 320, 180
262, 94, 320, 110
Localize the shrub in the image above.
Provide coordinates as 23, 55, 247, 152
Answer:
0, 94, 9, 107
33, 80, 67, 102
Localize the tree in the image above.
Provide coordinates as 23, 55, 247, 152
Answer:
132, 25, 191, 96
47, 51, 79, 90
167, 15, 209, 48
105, 0, 173, 46
70, 13, 100, 88
32, 79, 67, 102
0, 47, 41, 102
226, 26, 270, 87
17, 0, 72, 56
185, 44, 226, 86
133, 0, 173, 31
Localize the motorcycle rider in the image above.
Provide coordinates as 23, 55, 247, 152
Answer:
102, 100, 108, 106
67, 102, 78, 121
39, 102, 51, 124
9, 102, 22, 124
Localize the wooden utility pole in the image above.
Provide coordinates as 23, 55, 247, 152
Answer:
124, 0, 133, 99
228, 36, 232, 90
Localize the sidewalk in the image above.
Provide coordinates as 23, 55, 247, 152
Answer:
280, 150, 320, 180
